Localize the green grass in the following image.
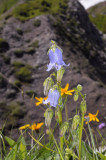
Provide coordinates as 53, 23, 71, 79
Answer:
89, 14, 106, 33
87, 2, 106, 15
13, 0, 68, 21
0, 0, 18, 16
88, 1, 106, 34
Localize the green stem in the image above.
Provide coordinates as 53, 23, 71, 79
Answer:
60, 136, 64, 153
58, 107, 62, 126
79, 111, 84, 160
0, 134, 2, 160
64, 96, 68, 121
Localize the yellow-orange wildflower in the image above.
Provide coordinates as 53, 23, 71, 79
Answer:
19, 124, 30, 130
85, 110, 99, 124
29, 122, 44, 131
35, 96, 48, 106
19, 122, 44, 131
61, 83, 74, 96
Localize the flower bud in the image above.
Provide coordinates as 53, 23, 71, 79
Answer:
65, 148, 78, 159
43, 77, 54, 96
55, 106, 62, 125
77, 84, 83, 91
57, 67, 65, 82
60, 121, 69, 136
44, 108, 53, 128
46, 129, 49, 135
80, 100, 86, 114
72, 115, 80, 130
74, 92, 79, 101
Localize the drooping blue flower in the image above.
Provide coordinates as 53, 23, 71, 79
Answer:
47, 48, 70, 71
43, 89, 60, 107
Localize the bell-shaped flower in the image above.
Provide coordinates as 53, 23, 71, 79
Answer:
47, 48, 70, 71
43, 89, 60, 107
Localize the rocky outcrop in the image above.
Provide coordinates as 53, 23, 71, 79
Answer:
0, 0, 106, 140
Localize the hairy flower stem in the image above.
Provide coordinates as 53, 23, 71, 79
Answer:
64, 96, 68, 121
79, 111, 84, 160
58, 107, 62, 126
60, 136, 64, 153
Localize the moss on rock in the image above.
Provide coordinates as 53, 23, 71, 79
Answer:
12, 61, 25, 71
34, 19, 41, 27
15, 65, 32, 82
32, 40, 39, 48
3, 55, 10, 64
13, 0, 68, 21
14, 49, 24, 57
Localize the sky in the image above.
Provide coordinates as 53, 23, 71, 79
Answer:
79, 0, 106, 9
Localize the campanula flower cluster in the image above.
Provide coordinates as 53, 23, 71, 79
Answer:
35, 41, 73, 108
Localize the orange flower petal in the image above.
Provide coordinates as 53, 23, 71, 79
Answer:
36, 122, 44, 130
64, 83, 69, 91
35, 97, 41, 101
19, 124, 30, 130
96, 117, 99, 122
96, 110, 99, 116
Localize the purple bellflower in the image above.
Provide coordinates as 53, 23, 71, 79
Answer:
99, 123, 106, 129
43, 89, 60, 107
47, 48, 70, 71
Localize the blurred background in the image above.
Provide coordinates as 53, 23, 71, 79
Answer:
0, 0, 106, 141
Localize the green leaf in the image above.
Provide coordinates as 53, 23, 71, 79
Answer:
4, 136, 16, 147
19, 137, 27, 160
97, 152, 106, 160
81, 142, 94, 160
5, 144, 18, 160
